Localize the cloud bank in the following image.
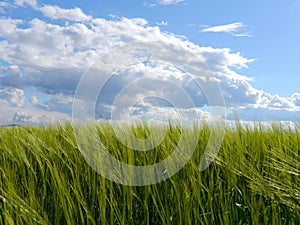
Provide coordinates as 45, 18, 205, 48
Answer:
0, 1, 299, 125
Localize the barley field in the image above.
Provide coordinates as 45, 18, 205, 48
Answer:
0, 122, 299, 224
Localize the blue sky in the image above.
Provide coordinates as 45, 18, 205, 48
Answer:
0, 0, 299, 125
33, 0, 300, 96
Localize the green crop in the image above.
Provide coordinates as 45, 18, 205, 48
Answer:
0, 121, 299, 224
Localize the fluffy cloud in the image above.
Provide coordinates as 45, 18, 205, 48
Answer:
0, 88, 25, 107
0, 1, 12, 13
41, 94, 73, 114
0, 2, 298, 125
0, 65, 23, 88
291, 93, 300, 106
12, 110, 70, 124
198, 46, 255, 70
13, 111, 34, 123
29, 95, 38, 105
267, 95, 294, 108
93, 62, 210, 120
38, 5, 92, 22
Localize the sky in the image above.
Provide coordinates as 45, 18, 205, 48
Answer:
0, 0, 300, 125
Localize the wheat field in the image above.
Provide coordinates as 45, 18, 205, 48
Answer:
0, 122, 299, 224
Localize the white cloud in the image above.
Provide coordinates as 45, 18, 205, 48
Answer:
13, 111, 34, 123
201, 22, 251, 37
267, 95, 294, 108
233, 33, 252, 37
11, 110, 70, 124
13, 0, 37, 8
13, 0, 91, 22
29, 95, 38, 105
156, 0, 185, 5
0, 65, 23, 88
0, 1, 12, 13
38, 5, 92, 22
0, 99, 70, 125
156, 21, 168, 26
291, 93, 300, 106
0, 3, 297, 124
0, 2, 10, 7
198, 46, 255, 70
147, 0, 185, 7
0, 18, 23, 37
41, 94, 74, 114
0, 88, 25, 107
201, 22, 244, 33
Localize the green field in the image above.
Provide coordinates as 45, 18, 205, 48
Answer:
0, 122, 299, 225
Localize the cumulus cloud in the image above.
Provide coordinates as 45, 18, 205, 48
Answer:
12, 1, 91, 23
12, 110, 70, 124
291, 93, 300, 106
0, 65, 24, 88
198, 46, 255, 70
41, 94, 74, 114
267, 95, 294, 108
29, 95, 38, 105
38, 5, 92, 22
0, 2, 298, 125
13, 111, 34, 123
0, 88, 25, 107
201, 22, 252, 37
93, 62, 210, 120
0, 1, 12, 13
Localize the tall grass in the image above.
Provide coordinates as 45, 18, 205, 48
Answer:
0, 122, 299, 224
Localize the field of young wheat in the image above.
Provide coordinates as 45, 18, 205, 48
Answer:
0, 122, 299, 225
